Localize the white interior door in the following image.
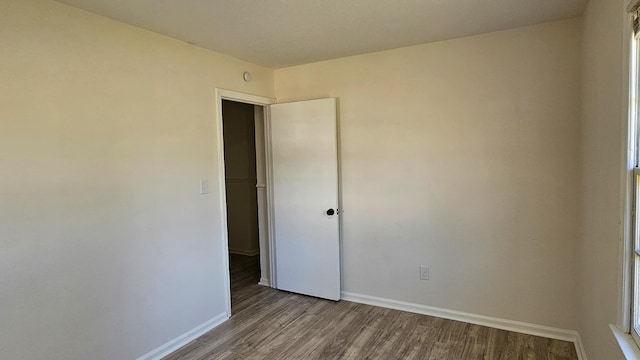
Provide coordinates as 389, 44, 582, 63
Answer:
269, 98, 340, 301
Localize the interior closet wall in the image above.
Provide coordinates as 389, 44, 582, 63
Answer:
223, 100, 259, 256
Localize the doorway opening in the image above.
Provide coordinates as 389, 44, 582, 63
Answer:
216, 89, 275, 318
221, 98, 271, 315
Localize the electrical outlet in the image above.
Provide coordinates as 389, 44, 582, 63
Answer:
419, 266, 429, 280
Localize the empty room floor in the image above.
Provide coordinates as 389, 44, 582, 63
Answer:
163, 255, 578, 360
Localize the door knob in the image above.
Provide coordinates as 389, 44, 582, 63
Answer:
326, 208, 335, 216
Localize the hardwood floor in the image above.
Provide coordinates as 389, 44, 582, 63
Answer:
163, 254, 578, 360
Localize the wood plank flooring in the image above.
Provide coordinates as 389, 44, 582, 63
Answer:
163, 255, 578, 360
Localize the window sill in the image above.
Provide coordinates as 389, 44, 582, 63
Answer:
611, 324, 640, 360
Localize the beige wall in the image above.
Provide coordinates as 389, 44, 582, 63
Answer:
275, 19, 582, 330
223, 100, 259, 256
0, 0, 273, 359
579, 0, 626, 359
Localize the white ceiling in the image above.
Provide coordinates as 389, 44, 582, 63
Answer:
55, 0, 589, 68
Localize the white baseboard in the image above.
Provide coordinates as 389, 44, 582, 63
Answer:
229, 248, 259, 256
258, 277, 270, 287
136, 313, 228, 360
341, 291, 587, 360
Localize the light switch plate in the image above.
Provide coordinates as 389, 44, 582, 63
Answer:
419, 266, 429, 280
200, 179, 209, 195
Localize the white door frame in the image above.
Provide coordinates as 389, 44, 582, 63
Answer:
214, 89, 276, 317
